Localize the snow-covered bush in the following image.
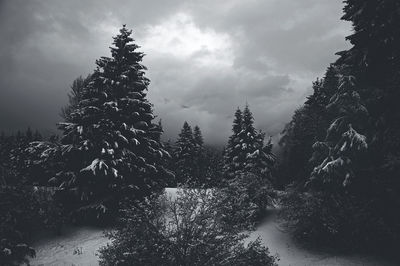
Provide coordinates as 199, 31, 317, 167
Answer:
98, 189, 278, 266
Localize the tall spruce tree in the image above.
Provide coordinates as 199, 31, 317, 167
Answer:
192, 125, 205, 185
279, 67, 339, 186
224, 105, 275, 179
239, 104, 275, 176
174, 122, 195, 185
308, 68, 368, 190
49, 25, 170, 217
193, 125, 204, 150
280, 0, 400, 251
223, 108, 244, 178
339, 0, 400, 196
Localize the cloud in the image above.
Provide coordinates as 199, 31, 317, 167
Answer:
0, 0, 351, 146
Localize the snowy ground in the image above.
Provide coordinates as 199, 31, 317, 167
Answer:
30, 226, 109, 266
30, 188, 397, 266
249, 212, 397, 266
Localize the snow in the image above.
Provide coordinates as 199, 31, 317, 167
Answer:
29, 188, 397, 266
29, 226, 110, 266
249, 211, 398, 266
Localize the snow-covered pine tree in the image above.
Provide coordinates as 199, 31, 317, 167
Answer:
308, 66, 368, 190
174, 121, 195, 185
341, 0, 400, 196
239, 104, 275, 177
193, 125, 204, 151
192, 125, 205, 185
50, 25, 170, 218
223, 108, 244, 178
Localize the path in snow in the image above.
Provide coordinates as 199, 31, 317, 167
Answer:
30, 188, 397, 266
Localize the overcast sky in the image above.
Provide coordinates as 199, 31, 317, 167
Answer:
0, 0, 351, 145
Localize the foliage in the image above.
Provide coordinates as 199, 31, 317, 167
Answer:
280, 189, 399, 252
173, 123, 212, 187
279, 0, 400, 253
61, 75, 92, 122
174, 122, 195, 185
0, 186, 36, 265
40, 25, 172, 220
223, 108, 244, 178
0, 185, 64, 265
219, 172, 275, 223
308, 70, 368, 190
224, 105, 275, 180
98, 189, 278, 266
0, 129, 43, 185
278, 73, 336, 186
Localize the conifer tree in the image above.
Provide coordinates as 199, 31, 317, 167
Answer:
174, 121, 195, 185
239, 104, 275, 176
193, 125, 204, 151
340, 0, 400, 195
223, 108, 243, 178
192, 125, 206, 185
308, 69, 368, 190
61, 75, 91, 122
224, 105, 275, 179
279, 67, 339, 185
48, 25, 170, 217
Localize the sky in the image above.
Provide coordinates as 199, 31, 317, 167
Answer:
0, 0, 352, 145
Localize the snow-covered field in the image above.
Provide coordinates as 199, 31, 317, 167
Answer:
30, 188, 397, 266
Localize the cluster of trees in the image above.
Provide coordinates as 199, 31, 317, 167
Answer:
0, 25, 278, 264
172, 122, 205, 185
279, 0, 400, 253
224, 105, 275, 180
169, 122, 223, 187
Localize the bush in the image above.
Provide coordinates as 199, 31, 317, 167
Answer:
280, 189, 399, 252
0, 186, 36, 265
98, 189, 278, 266
0, 185, 65, 265
219, 172, 275, 224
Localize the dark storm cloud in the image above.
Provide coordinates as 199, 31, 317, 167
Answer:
0, 0, 351, 145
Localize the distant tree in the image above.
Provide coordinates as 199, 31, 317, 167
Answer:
61, 75, 91, 122
192, 125, 207, 185
224, 105, 275, 180
25, 127, 33, 142
239, 104, 275, 177
174, 122, 195, 185
45, 25, 171, 219
223, 108, 244, 178
33, 130, 42, 141
202, 146, 224, 187
193, 125, 204, 149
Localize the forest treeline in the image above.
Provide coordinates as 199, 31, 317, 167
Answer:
278, 0, 400, 253
1, 0, 399, 265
